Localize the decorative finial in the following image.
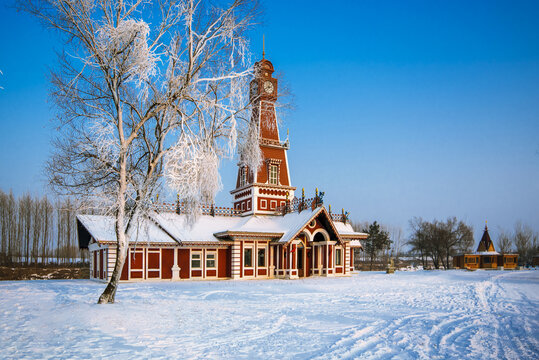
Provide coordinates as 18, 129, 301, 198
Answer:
262, 34, 265, 59
485, 220, 488, 230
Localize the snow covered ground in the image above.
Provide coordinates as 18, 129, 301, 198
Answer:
1, 270, 537, 359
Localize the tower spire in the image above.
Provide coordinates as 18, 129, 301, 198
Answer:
262, 34, 265, 59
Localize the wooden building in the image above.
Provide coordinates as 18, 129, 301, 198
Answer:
453, 225, 518, 270
77, 56, 366, 282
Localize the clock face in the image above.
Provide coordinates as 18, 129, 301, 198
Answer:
263, 81, 274, 94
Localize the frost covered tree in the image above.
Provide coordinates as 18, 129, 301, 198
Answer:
20, 0, 260, 303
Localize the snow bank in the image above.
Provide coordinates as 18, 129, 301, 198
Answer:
0, 270, 537, 359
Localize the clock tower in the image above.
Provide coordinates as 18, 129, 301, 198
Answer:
231, 57, 296, 215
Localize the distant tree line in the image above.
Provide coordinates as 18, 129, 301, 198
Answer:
0, 189, 87, 266
353, 215, 538, 270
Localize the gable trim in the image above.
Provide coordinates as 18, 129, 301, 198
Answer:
280, 206, 343, 246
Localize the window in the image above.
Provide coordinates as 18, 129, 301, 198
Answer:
258, 248, 266, 267
244, 248, 253, 267
206, 252, 216, 269
268, 164, 278, 185
191, 252, 201, 269
261, 199, 267, 209
240, 167, 247, 187
484, 256, 491, 264
335, 248, 342, 266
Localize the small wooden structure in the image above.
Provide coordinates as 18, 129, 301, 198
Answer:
453, 224, 518, 270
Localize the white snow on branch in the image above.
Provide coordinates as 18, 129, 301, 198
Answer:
97, 18, 157, 91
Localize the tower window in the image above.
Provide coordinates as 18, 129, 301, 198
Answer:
240, 167, 248, 187
269, 164, 278, 185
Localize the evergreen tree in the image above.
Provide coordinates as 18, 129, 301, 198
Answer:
362, 221, 391, 271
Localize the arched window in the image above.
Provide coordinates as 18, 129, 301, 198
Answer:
313, 232, 326, 242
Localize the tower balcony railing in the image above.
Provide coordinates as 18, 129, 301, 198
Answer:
152, 202, 242, 217
259, 137, 289, 149
151, 190, 348, 222
273, 189, 350, 224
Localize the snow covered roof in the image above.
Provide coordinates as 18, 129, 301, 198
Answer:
152, 207, 323, 244
475, 251, 500, 255
333, 222, 368, 239
222, 207, 323, 243
150, 212, 244, 243
77, 214, 177, 245
348, 240, 363, 248
77, 215, 116, 243
77, 206, 361, 247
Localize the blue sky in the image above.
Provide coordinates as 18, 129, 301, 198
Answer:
0, 0, 538, 243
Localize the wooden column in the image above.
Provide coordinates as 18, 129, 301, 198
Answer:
269, 245, 275, 278
172, 247, 180, 280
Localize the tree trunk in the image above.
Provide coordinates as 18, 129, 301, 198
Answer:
98, 240, 127, 304
98, 119, 128, 304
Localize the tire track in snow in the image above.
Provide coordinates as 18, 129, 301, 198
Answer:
489, 272, 539, 360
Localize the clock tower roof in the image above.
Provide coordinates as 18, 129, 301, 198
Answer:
255, 58, 274, 76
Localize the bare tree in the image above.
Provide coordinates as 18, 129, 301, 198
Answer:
388, 226, 403, 260
408, 217, 430, 268
21, 0, 259, 303
31, 198, 41, 264
408, 217, 473, 270
18, 194, 32, 265
7, 191, 17, 264
40, 196, 54, 265
0, 190, 8, 264
514, 222, 538, 265
496, 229, 513, 255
